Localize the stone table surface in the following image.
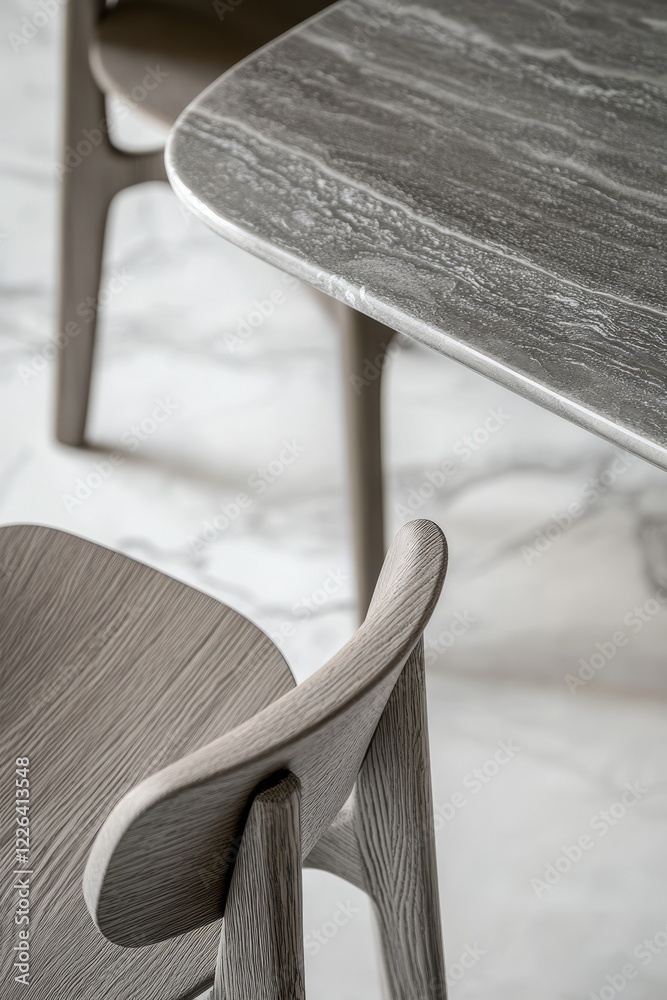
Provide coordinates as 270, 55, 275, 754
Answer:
167, 0, 667, 470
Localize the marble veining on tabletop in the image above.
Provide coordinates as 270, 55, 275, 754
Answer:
168, 0, 667, 467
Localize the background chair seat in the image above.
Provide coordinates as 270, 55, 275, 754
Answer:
90, 0, 333, 128
0, 524, 294, 1000
90, 2, 235, 127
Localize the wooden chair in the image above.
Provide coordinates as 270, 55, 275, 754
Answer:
57, 0, 394, 616
0, 518, 447, 998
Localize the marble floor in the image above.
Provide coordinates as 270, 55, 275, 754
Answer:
2, 4, 667, 998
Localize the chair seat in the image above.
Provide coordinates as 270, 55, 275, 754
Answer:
90, 0, 333, 128
0, 525, 294, 1000
90, 3, 232, 127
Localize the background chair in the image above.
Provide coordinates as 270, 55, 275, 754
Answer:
1, 518, 447, 998
57, 0, 395, 616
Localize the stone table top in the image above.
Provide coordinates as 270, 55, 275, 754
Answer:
167, 0, 667, 469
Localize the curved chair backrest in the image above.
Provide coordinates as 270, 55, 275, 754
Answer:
84, 519, 447, 948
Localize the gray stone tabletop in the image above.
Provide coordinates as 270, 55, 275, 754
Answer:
166, 0, 667, 469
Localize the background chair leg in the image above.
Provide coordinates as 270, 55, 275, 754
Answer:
355, 638, 447, 999
56, 141, 168, 446
57, 163, 111, 446
338, 305, 396, 620
56, 0, 166, 445
55, 0, 108, 446
215, 772, 305, 1000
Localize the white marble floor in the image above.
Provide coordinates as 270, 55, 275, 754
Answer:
2, 4, 667, 998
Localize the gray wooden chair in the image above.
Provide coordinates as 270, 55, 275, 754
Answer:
0, 519, 447, 998
57, 0, 394, 616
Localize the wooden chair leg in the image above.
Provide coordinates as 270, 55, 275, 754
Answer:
305, 638, 447, 998
215, 772, 305, 1000
56, 0, 166, 446
355, 639, 447, 1000
337, 305, 396, 620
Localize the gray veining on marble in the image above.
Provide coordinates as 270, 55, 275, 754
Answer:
167, 0, 667, 469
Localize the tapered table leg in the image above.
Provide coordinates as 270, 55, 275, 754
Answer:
338, 304, 396, 620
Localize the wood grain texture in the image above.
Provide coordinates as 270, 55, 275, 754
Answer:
0, 524, 294, 1000
355, 638, 446, 999
85, 519, 448, 947
216, 650, 446, 1000
306, 640, 445, 998
215, 772, 305, 1000
167, 0, 667, 470
304, 796, 367, 891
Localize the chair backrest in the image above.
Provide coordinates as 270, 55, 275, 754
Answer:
84, 519, 447, 948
